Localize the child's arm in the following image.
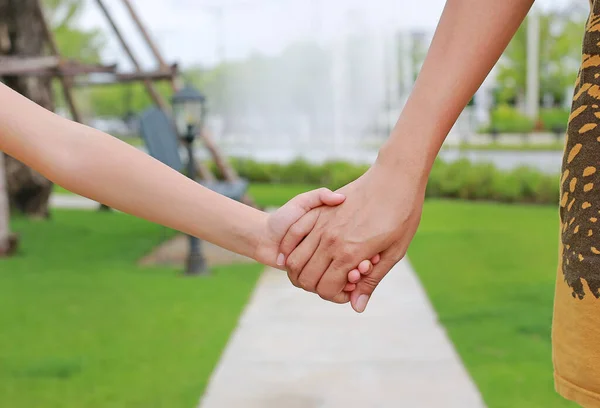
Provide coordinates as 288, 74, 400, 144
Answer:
0, 82, 339, 268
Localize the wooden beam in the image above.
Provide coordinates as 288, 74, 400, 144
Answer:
73, 66, 179, 87
120, 0, 178, 92
34, 0, 83, 123
0, 57, 116, 76
94, 0, 168, 112
0, 55, 59, 74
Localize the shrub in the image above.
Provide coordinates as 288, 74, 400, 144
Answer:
278, 158, 323, 184
321, 161, 369, 190
490, 105, 536, 134
209, 157, 558, 205
539, 108, 570, 132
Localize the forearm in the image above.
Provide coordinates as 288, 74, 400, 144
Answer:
0, 83, 265, 259
378, 0, 534, 179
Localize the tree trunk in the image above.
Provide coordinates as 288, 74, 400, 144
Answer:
0, 152, 18, 257
0, 0, 54, 219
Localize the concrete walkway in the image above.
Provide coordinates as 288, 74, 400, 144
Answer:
50, 194, 98, 210
51, 194, 485, 406
198, 260, 486, 408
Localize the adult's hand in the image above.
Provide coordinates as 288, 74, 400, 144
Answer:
278, 0, 533, 313
278, 158, 427, 313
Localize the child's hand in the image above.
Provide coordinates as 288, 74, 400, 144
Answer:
343, 254, 381, 293
254, 188, 379, 293
254, 188, 345, 267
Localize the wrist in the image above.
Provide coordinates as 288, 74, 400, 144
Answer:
374, 138, 432, 189
249, 211, 276, 267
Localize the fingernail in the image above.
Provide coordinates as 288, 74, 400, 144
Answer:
276, 253, 285, 266
333, 192, 345, 199
355, 294, 370, 313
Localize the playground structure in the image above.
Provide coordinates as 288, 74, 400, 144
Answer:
0, 0, 254, 207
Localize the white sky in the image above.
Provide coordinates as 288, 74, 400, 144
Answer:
77, 0, 577, 70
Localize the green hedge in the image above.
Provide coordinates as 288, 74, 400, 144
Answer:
211, 158, 370, 191
490, 105, 536, 133
214, 158, 560, 205
427, 159, 559, 204
479, 106, 570, 134
539, 108, 570, 131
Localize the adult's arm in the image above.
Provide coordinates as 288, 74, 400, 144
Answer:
278, 0, 536, 312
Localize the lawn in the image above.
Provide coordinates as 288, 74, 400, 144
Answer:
0, 210, 262, 408
248, 183, 320, 208
409, 200, 574, 408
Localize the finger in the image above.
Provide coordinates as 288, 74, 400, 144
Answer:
277, 210, 320, 266
315, 188, 347, 207
371, 254, 381, 265
344, 283, 356, 292
291, 188, 345, 213
269, 188, 343, 239
285, 231, 322, 289
295, 239, 334, 293
350, 248, 404, 313
348, 269, 361, 283
316, 251, 363, 301
357, 260, 373, 274
330, 290, 351, 304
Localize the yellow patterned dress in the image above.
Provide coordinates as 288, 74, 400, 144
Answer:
554, 1, 600, 406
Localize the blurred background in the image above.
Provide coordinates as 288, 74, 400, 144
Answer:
0, 0, 586, 407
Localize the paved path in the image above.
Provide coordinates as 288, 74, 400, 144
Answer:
198, 260, 486, 408
50, 194, 98, 210
51, 194, 485, 406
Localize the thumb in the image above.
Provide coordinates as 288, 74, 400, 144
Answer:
350, 249, 402, 313
269, 188, 345, 238
283, 187, 345, 215
316, 188, 347, 207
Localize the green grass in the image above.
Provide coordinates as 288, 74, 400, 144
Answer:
248, 183, 319, 207
409, 200, 574, 408
53, 184, 71, 195
443, 141, 565, 152
0, 210, 262, 408
54, 183, 321, 209
122, 136, 144, 147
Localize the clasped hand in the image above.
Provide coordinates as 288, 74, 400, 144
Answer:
276, 162, 425, 313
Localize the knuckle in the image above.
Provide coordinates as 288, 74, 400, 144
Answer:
297, 276, 315, 292
331, 293, 350, 304
339, 247, 355, 263
286, 256, 301, 275
320, 287, 341, 301
332, 246, 356, 267
289, 223, 306, 239
323, 231, 339, 247
317, 279, 346, 300
287, 270, 300, 287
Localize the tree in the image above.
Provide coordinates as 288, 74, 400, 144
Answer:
43, 0, 105, 114
0, 152, 18, 257
496, 6, 586, 107
44, 0, 104, 63
0, 0, 55, 218
0, 0, 106, 218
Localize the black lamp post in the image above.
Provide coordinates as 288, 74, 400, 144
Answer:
172, 85, 207, 275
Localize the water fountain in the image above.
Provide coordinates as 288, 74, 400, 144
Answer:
209, 0, 405, 164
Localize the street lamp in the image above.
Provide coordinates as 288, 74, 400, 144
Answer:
172, 85, 208, 275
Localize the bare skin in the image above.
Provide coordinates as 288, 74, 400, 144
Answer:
0, 82, 375, 281
279, 0, 536, 312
